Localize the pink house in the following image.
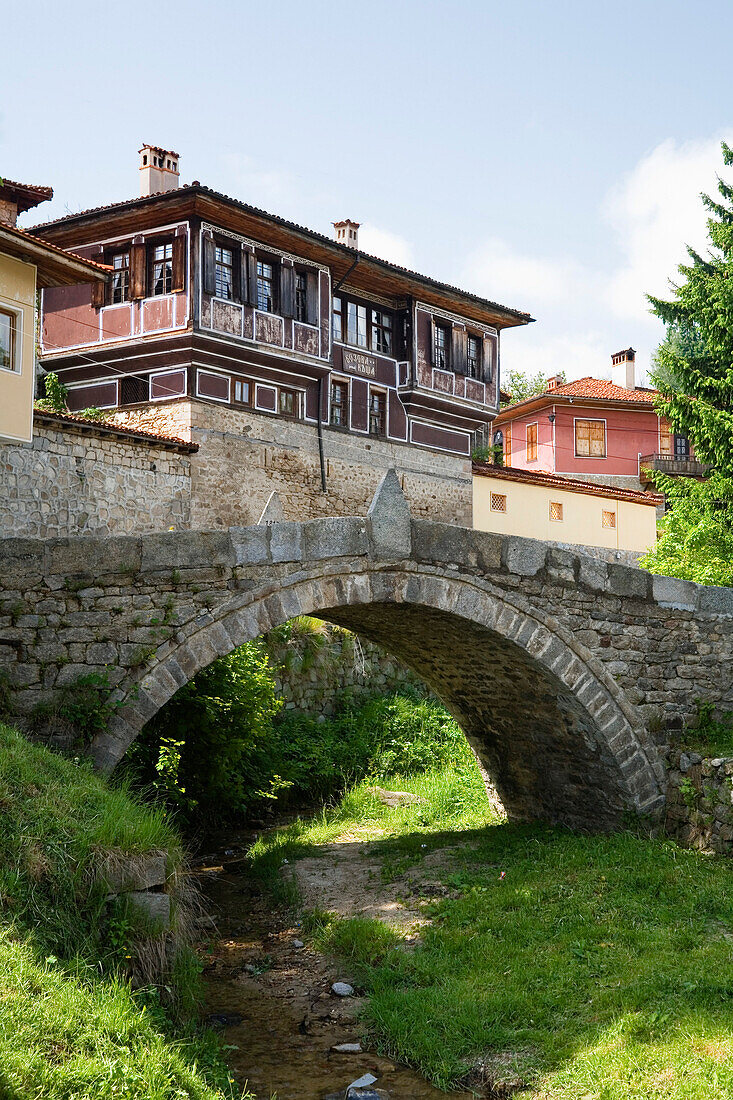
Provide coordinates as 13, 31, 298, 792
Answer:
492, 349, 705, 491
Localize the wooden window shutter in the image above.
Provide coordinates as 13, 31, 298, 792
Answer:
202, 235, 216, 296
130, 242, 147, 300
171, 235, 186, 293
280, 265, 295, 318
452, 327, 467, 373
305, 270, 319, 325
482, 335, 494, 381
246, 251, 258, 307
91, 278, 107, 309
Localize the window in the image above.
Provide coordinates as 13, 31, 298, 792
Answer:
332, 296, 343, 343
575, 419, 606, 457
347, 301, 368, 347
119, 375, 150, 405
434, 323, 450, 370
149, 242, 173, 296
466, 335, 481, 379
0, 308, 17, 372
674, 434, 690, 458
257, 260, 276, 312
295, 270, 308, 323
369, 390, 386, 436
490, 493, 507, 512
215, 246, 234, 300
504, 425, 512, 466
371, 308, 393, 355
234, 379, 251, 405
526, 422, 538, 462
602, 510, 616, 529
549, 501, 563, 522
330, 380, 349, 427
110, 252, 130, 304
279, 388, 297, 417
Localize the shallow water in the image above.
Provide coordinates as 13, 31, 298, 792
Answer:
193, 830, 474, 1100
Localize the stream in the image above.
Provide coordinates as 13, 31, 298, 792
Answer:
192, 828, 474, 1100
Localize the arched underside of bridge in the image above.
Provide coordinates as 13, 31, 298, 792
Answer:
90, 566, 664, 831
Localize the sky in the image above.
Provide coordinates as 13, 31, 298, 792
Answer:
3, 0, 733, 385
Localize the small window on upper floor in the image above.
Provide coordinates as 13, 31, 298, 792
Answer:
347, 301, 368, 348
149, 242, 174, 296
0, 308, 18, 372
215, 245, 235, 300
279, 387, 297, 417
526, 422, 538, 462
434, 322, 450, 371
369, 390, 386, 436
575, 419, 606, 458
330, 379, 349, 427
257, 259, 276, 313
602, 509, 616, 529
234, 379, 251, 406
110, 252, 130, 304
466, 335, 482, 379
295, 270, 308, 323
332, 296, 343, 343
371, 309, 393, 355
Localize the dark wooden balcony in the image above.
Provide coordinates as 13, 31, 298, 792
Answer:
639, 454, 711, 482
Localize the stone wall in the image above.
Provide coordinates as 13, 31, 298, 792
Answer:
111, 398, 472, 528
267, 623, 426, 716
0, 414, 193, 537
665, 750, 733, 853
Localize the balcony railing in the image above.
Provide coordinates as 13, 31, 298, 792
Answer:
639, 454, 711, 481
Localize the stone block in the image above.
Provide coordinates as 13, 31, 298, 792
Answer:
651, 574, 698, 611
229, 526, 270, 565
502, 536, 547, 577
302, 517, 368, 561
270, 522, 303, 563
607, 564, 651, 600
97, 850, 167, 893
698, 585, 733, 616
140, 531, 233, 572
1, 538, 46, 575
126, 890, 170, 929
367, 468, 411, 559
577, 554, 607, 593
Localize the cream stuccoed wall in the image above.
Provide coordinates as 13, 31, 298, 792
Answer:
473, 473, 658, 553
0, 253, 36, 444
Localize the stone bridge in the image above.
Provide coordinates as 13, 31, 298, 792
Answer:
1, 472, 731, 830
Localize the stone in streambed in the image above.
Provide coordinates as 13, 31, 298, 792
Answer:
331, 981, 355, 996
331, 1042, 363, 1053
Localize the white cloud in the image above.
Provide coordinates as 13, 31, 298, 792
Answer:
463, 237, 589, 310
219, 153, 297, 212
358, 224, 413, 267
604, 134, 733, 323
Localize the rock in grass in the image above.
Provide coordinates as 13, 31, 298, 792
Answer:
367, 786, 423, 808
331, 981, 355, 997
293, 939, 304, 948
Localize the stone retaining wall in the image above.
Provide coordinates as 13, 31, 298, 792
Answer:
665, 750, 733, 853
0, 415, 193, 538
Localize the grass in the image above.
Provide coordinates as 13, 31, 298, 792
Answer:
680, 701, 733, 758
0, 723, 251, 1100
251, 760, 733, 1098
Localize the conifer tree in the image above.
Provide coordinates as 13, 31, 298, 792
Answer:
648, 142, 733, 474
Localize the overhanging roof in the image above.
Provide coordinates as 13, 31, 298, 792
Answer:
0, 222, 111, 288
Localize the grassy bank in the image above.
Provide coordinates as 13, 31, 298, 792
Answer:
252, 769, 733, 1098
0, 722, 249, 1100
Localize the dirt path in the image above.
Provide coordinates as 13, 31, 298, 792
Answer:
193, 829, 474, 1100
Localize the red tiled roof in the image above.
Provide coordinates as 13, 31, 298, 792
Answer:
549, 377, 657, 404
0, 221, 111, 284
472, 460, 663, 507
0, 179, 53, 213
33, 408, 198, 453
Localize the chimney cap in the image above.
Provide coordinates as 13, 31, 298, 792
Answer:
611, 347, 636, 362
333, 218, 361, 229
138, 143, 180, 158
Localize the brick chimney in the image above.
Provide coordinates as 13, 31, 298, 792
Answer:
611, 347, 636, 390
333, 219, 360, 249
139, 145, 180, 197
547, 374, 563, 391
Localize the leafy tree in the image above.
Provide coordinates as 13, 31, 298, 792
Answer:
501, 369, 565, 406
34, 371, 69, 414
640, 471, 733, 587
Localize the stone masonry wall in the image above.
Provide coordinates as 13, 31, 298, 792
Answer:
0, 418, 192, 537
267, 623, 426, 716
665, 750, 733, 853
111, 398, 472, 528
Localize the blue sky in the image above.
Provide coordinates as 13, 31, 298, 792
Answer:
3, 0, 733, 383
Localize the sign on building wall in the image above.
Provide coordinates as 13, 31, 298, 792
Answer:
343, 350, 377, 377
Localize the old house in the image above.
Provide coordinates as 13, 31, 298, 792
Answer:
28, 146, 533, 527
0, 179, 108, 445
492, 349, 708, 495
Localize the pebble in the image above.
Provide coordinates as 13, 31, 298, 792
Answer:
331, 981, 355, 997
332, 1042, 362, 1053
293, 939, 304, 948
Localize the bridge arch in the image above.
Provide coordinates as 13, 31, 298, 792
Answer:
91, 560, 664, 830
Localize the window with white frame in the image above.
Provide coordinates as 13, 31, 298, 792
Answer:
0, 307, 18, 372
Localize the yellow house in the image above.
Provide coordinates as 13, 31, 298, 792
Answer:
0, 179, 109, 444
473, 461, 661, 553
